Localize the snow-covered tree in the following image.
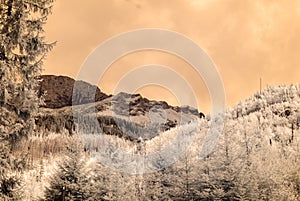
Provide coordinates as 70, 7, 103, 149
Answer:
94, 169, 120, 201
144, 157, 176, 200
0, 0, 54, 199
43, 144, 101, 201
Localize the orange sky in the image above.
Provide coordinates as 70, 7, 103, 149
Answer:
43, 0, 300, 113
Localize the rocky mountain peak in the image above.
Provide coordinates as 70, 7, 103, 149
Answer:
37, 75, 109, 108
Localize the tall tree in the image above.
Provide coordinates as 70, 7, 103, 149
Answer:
0, 0, 54, 199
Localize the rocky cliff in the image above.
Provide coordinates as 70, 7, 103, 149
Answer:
38, 75, 109, 108
35, 75, 205, 141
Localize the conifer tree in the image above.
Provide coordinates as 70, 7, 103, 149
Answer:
145, 159, 176, 200
0, 0, 54, 199
44, 144, 95, 201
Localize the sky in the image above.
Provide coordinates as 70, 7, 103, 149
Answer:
44, 0, 300, 113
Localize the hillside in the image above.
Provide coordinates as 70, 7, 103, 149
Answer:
21, 84, 300, 200
35, 75, 205, 141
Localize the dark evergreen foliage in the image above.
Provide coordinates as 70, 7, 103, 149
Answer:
0, 0, 54, 199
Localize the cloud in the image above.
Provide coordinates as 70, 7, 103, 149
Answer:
44, 0, 300, 112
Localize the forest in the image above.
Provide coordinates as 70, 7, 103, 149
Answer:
0, 0, 300, 200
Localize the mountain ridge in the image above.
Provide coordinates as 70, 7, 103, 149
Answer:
38, 75, 205, 117
36, 75, 205, 141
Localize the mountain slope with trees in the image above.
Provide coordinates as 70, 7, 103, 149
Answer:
22, 84, 300, 200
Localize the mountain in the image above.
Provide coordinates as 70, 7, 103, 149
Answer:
37, 75, 109, 108
35, 75, 205, 141
25, 84, 300, 200
36, 75, 300, 146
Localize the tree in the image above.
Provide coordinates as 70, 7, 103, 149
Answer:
44, 144, 99, 201
144, 156, 176, 200
0, 0, 54, 199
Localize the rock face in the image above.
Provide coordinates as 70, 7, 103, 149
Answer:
35, 75, 205, 141
111, 92, 205, 118
38, 75, 109, 108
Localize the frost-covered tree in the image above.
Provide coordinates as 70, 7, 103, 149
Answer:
145, 158, 176, 200
0, 0, 54, 199
44, 144, 100, 201
91, 162, 137, 201
172, 150, 202, 200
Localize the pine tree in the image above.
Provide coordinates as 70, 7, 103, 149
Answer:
0, 0, 54, 199
91, 162, 132, 201
44, 144, 97, 201
145, 160, 176, 200
141, 130, 177, 201
172, 151, 199, 200
44, 140, 115, 201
